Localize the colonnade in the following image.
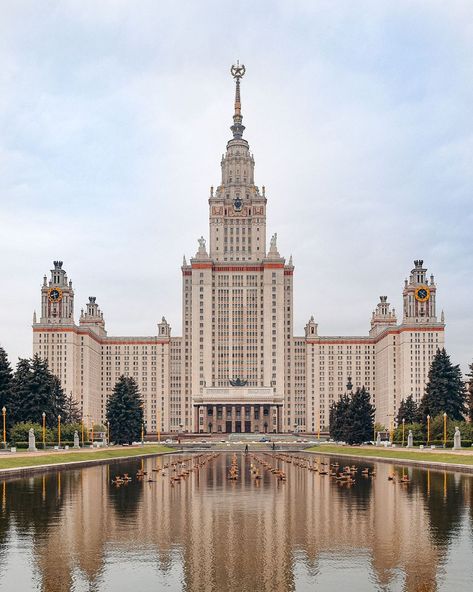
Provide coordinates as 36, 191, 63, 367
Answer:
194, 404, 281, 434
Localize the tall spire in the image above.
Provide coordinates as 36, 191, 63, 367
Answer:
230, 61, 246, 139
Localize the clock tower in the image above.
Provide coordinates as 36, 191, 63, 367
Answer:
39, 261, 74, 324
403, 259, 437, 322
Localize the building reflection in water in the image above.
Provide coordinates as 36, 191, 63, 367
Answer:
0, 454, 472, 592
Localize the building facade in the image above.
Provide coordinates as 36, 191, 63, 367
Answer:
32, 64, 445, 433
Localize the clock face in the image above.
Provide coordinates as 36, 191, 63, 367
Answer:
48, 287, 63, 303
233, 197, 242, 212
415, 286, 430, 302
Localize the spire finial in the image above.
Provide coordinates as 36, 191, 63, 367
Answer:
230, 61, 246, 139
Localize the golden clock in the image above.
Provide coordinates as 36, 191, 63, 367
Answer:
414, 286, 430, 302
48, 287, 63, 303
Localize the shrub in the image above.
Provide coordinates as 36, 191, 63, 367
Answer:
10, 422, 54, 445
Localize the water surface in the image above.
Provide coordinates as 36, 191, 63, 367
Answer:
0, 452, 472, 591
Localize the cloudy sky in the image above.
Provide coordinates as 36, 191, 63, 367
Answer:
0, 1, 472, 373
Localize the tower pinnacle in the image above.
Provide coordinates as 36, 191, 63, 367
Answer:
230, 61, 246, 139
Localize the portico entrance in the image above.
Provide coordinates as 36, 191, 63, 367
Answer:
193, 387, 283, 434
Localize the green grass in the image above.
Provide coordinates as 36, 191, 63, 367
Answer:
307, 445, 473, 466
0, 445, 174, 470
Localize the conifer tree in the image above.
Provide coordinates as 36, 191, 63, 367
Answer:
329, 393, 350, 441
344, 386, 375, 445
106, 376, 144, 444
466, 362, 473, 423
64, 392, 82, 424
0, 346, 14, 430
396, 395, 420, 425
13, 355, 67, 428
419, 349, 466, 421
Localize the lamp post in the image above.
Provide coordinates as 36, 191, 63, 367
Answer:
2, 407, 6, 449
141, 422, 144, 445
81, 419, 84, 447
427, 414, 430, 446
389, 417, 394, 444
157, 409, 161, 443
317, 416, 321, 442
42, 412, 46, 450
402, 418, 405, 447
107, 421, 110, 445
57, 414, 61, 448
443, 412, 447, 448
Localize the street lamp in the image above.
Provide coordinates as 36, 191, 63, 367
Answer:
2, 407, 6, 449
443, 412, 447, 448
427, 414, 430, 446
141, 422, 145, 445
42, 412, 46, 449
402, 418, 405, 447
157, 409, 161, 443
107, 421, 110, 445
57, 414, 61, 448
81, 418, 84, 447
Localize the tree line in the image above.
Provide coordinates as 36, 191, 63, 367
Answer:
330, 348, 473, 446
0, 347, 144, 446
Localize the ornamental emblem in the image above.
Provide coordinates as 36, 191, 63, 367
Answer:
229, 377, 248, 387
230, 61, 246, 80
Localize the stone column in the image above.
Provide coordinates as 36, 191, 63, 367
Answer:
222, 406, 227, 433
250, 406, 255, 433
241, 406, 246, 432
231, 405, 236, 433
272, 406, 277, 433
213, 405, 217, 433
260, 405, 264, 433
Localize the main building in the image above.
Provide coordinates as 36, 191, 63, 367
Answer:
32, 64, 445, 434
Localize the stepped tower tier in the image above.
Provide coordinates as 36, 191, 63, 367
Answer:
402, 259, 437, 322
209, 61, 267, 262
39, 261, 74, 324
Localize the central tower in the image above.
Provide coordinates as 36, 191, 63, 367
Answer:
181, 63, 293, 434
209, 62, 267, 262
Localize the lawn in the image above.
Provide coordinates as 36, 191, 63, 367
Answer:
0, 444, 174, 470
307, 445, 473, 466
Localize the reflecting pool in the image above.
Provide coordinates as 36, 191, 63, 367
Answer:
0, 452, 472, 591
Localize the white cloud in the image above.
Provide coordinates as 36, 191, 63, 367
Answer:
0, 1, 472, 372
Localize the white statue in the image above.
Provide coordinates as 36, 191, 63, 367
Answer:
453, 426, 461, 450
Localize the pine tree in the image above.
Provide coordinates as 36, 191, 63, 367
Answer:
396, 395, 420, 425
64, 392, 82, 424
12, 355, 67, 428
344, 386, 376, 445
466, 362, 473, 423
106, 376, 144, 445
0, 346, 14, 431
329, 393, 351, 441
419, 349, 466, 421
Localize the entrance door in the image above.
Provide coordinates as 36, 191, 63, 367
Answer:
245, 421, 251, 433
226, 420, 232, 433
235, 421, 241, 433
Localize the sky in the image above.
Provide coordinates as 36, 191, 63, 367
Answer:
0, 0, 472, 373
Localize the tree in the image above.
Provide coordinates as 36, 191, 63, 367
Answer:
0, 347, 14, 428
466, 362, 473, 423
344, 386, 375, 445
12, 355, 67, 428
396, 395, 420, 425
63, 392, 82, 424
329, 393, 350, 441
419, 349, 466, 421
106, 376, 144, 444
